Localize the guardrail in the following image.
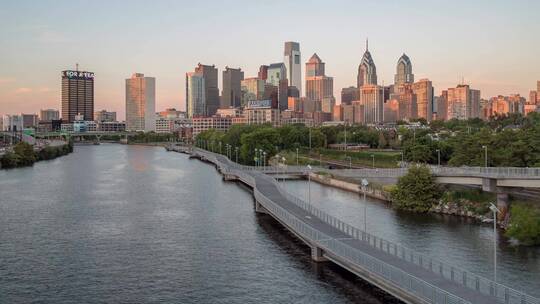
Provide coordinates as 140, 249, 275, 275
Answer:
192, 148, 539, 304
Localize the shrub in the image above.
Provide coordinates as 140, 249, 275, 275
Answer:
390, 164, 441, 212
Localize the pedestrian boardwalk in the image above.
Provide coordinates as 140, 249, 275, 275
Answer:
192, 148, 539, 304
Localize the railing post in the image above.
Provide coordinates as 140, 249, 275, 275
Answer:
505, 288, 509, 304
463, 271, 467, 286
451, 267, 454, 281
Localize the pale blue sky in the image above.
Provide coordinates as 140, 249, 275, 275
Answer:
0, 0, 538, 119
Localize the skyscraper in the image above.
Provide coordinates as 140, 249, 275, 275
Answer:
126, 73, 156, 132
394, 54, 414, 87
221, 67, 244, 108
195, 64, 220, 116
446, 84, 481, 120
359, 84, 384, 124
357, 40, 377, 88
186, 72, 205, 118
61, 68, 94, 123
266, 63, 288, 110
284, 41, 302, 95
305, 53, 335, 113
412, 79, 433, 122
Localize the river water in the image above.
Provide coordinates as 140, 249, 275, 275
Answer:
0, 144, 538, 303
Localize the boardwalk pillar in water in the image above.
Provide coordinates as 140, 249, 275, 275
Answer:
311, 246, 328, 262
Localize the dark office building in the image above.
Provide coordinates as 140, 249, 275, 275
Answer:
341, 86, 359, 105
195, 63, 220, 116
61, 69, 94, 122
221, 67, 244, 108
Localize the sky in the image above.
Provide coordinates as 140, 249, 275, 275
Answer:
0, 0, 539, 120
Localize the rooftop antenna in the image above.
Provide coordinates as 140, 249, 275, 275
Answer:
366, 38, 369, 51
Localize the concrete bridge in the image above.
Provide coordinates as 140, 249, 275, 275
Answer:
189, 148, 538, 304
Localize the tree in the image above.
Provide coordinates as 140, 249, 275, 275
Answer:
390, 165, 441, 212
506, 204, 540, 246
12, 142, 36, 166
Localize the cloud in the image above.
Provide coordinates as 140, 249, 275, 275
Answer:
0, 77, 16, 84
38, 86, 52, 93
14, 87, 32, 94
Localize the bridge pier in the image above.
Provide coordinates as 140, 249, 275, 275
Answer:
497, 191, 510, 222
311, 246, 328, 262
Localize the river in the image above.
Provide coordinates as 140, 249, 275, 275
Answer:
0, 144, 538, 303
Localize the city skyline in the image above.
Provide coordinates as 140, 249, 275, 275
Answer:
1, 1, 539, 119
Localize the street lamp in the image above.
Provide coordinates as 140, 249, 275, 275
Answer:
371, 154, 375, 169
255, 148, 259, 167
347, 156, 352, 168
296, 148, 299, 166
489, 203, 500, 283
436, 149, 441, 167
282, 156, 286, 183
235, 147, 239, 163
307, 164, 312, 204
263, 151, 267, 171
482, 145, 488, 168
361, 178, 369, 232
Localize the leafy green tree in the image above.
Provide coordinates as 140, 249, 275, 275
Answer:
506, 204, 540, 246
13, 142, 36, 166
390, 165, 441, 212
240, 127, 280, 165
1, 152, 21, 168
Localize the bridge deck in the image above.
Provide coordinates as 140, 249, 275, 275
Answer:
189, 149, 540, 304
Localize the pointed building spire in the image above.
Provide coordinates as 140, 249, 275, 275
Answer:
366, 38, 369, 51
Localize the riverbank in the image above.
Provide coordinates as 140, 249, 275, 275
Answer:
0, 141, 73, 169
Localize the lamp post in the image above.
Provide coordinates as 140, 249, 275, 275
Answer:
489, 203, 500, 283
371, 154, 375, 169
436, 149, 441, 167
263, 151, 267, 171
307, 164, 312, 204
255, 148, 259, 167
347, 156, 352, 168
361, 178, 369, 232
282, 157, 286, 183
296, 148, 299, 166
235, 147, 239, 163
482, 145, 488, 168
344, 123, 347, 151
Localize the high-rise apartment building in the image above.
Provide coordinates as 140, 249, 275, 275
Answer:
39, 109, 60, 121
186, 72, 205, 118
446, 84, 480, 120
305, 54, 335, 113
195, 64, 220, 116
394, 54, 414, 87
411, 79, 433, 122
357, 40, 377, 88
530, 91, 538, 105
284, 41, 302, 95
221, 67, 244, 108
258, 65, 268, 81
125, 73, 155, 132
61, 69, 94, 122
397, 83, 417, 121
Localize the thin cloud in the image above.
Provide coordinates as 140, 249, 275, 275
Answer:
14, 87, 32, 94
0, 77, 16, 84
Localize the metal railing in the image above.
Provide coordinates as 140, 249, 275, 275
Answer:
193, 148, 540, 304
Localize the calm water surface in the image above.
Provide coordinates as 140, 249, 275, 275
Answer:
1, 144, 400, 303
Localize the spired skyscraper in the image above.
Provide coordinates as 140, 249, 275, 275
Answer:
357, 39, 377, 88
394, 54, 414, 87
125, 73, 156, 132
284, 41, 302, 95
61, 67, 94, 123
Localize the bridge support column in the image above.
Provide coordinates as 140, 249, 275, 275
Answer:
254, 200, 269, 214
482, 178, 497, 192
311, 246, 328, 262
497, 191, 510, 223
